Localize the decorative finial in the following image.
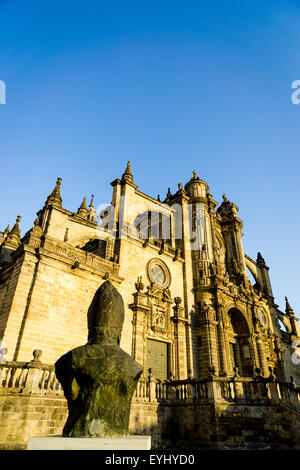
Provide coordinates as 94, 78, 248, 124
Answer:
77, 196, 88, 218
166, 188, 172, 199
256, 252, 266, 268
5, 215, 21, 247
46, 177, 63, 207
157, 194, 161, 201
87, 195, 98, 221
222, 193, 228, 202
89, 194, 95, 208
192, 170, 197, 178
122, 161, 134, 184
285, 296, 294, 316
124, 161, 132, 175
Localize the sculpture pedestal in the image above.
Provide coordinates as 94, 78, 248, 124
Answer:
27, 435, 151, 450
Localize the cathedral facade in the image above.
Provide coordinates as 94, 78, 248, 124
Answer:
0, 162, 299, 389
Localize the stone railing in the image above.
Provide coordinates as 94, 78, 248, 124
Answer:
210, 373, 300, 413
132, 377, 208, 403
0, 350, 63, 396
132, 371, 300, 413
1, 351, 299, 413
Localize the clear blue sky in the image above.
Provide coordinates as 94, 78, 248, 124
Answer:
1, 0, 300, 314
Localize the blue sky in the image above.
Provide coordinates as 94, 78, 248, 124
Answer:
0, 0, 300, 313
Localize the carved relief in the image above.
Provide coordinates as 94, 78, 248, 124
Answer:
42, 236, 117, 275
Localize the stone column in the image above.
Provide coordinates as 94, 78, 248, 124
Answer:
256, 338, 268, 377
197, 304, 219, 377
249, 333, 260, 371
129, 281, 150, 374
172, 297, 189, 379
215, 302, 229, 376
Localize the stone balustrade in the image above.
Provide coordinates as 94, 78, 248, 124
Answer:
1, 351, 299, 414
0, 351, 63, 396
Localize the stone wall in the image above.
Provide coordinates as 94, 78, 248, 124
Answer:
0, 394, 67, 450
1, 357, 300, 450
281, 335, 300, 387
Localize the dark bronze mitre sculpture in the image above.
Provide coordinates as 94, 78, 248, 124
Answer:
55, 280, 143, 438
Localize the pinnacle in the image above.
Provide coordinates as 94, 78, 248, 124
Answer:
46, 177, 63, 207
285, 296, 294, 315
5, 215, 21, 247
122, 161, 134, 183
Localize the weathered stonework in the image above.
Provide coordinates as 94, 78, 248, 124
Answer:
0, 164, 300, 449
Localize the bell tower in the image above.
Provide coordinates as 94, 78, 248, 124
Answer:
216, 194, 247, 284
184, 170, 218, 294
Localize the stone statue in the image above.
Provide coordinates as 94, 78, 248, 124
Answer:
55, 280, 143, 438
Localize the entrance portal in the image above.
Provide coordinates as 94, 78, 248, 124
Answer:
146, 339, 168, 380
227, 308, 253, 376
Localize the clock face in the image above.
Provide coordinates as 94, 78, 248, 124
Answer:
258, 310, 266, 326
150, 264, 165, 285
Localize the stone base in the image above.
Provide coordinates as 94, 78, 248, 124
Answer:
27, 435, 151, 450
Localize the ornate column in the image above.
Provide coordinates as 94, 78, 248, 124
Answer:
255, 337, 268, 377
196, 301, 219, 378
215, 301, 230, 376
129, 277, 150, 375
171, 297, 189, 379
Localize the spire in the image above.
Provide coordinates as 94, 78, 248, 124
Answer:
87, 194, 97, 222
77, 196, 88, 218
46, 177, 62, 207
121, 161, 134, 184
256, 252, 266, 268
285, 297, 295, 316
3, 225, 9, 238
5, 216, 21, 248
89, 194, 95, 208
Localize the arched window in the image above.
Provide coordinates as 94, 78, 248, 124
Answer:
134, 211, 171, 242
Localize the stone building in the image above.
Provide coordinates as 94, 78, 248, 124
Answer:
0, 162, 300, 449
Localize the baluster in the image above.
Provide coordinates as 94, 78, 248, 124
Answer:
163, 382, 167, 401
46, 371, 54, 390
138, 380, 142, 398
40, 369, 49, 390
137, 380, 141, 398
19, 368, 28, 389
50, 371, 57, 390
4, 366, 12, 388
11, 367, 21, 388
0, 366, 8, 387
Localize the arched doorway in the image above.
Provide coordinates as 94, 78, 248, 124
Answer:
227, 308, 253, 377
